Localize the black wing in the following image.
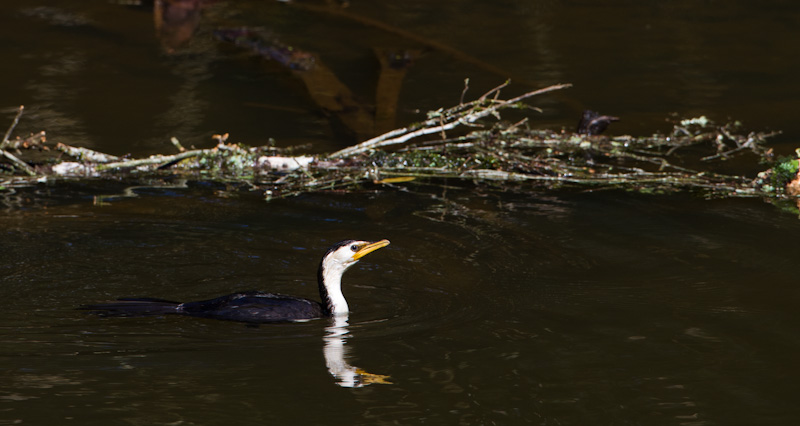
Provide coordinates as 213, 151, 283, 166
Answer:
178, 291, 325, 323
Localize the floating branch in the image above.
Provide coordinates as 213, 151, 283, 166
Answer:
0, 84, 794, 205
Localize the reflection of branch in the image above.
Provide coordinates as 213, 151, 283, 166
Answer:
290, 58, 376, 140
154, 0, 203, 53
374, 48, 420, 134
287, 2, 530, 85
216, 28, 376, 139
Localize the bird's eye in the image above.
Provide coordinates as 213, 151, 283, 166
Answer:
350, 244, 359, 252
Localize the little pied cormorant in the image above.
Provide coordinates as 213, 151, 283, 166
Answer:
82, 239, 390, 323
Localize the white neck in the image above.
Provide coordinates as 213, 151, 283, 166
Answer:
322, 263, 350, 315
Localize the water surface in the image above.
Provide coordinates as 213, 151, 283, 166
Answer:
3, 0, 800, 425
4, 187, 800, 424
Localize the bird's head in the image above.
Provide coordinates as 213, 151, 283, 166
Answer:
317, 239, 390, 316
322, 239, 390, 273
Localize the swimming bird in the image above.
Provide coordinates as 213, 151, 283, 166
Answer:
82, 239, 390, 323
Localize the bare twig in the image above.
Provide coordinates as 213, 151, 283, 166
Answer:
1, 149, 36, 176
95, 149, 209, 171
478, 80, 510, 102
57, 143, 120, 163
459, 78, 470, 105
11, 131, 46, 150
1, 105, 24, 149
330, 83, 571, 158
700, 146, 748, 162
171, 137, 186, 152
0, 106, 37, 176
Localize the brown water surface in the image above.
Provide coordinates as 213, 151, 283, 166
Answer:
2, 1, 800, 425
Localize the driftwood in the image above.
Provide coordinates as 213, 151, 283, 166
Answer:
1, 83, 796, 208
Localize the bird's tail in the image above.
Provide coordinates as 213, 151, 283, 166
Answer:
80, 297, 181, 317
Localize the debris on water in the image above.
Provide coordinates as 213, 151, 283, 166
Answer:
0, 83, 792, 206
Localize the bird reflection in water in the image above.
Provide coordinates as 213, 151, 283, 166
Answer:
324, 315, 391, 388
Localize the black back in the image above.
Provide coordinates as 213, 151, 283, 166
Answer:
179, 291, 324, 323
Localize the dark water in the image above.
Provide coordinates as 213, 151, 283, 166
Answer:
3, 1, 800, 425
4, 188, 800, 425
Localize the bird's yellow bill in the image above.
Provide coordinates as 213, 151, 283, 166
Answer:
353, 239, 390, 260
